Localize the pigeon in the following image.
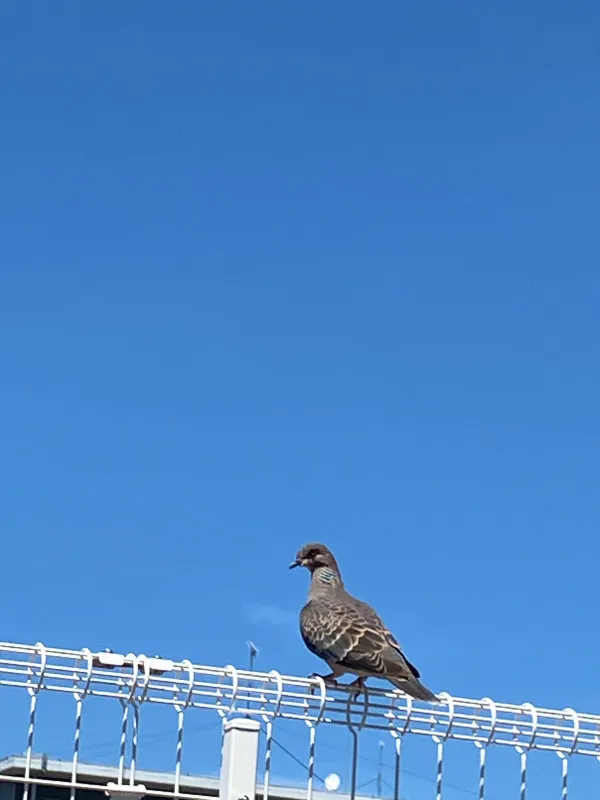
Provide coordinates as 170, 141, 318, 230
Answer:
289, 542, 439, 702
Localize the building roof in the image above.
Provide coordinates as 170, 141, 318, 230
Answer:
0, 756, 369, 800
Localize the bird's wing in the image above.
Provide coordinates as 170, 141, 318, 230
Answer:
300, 596, 419, 681
350, 598, 421, 678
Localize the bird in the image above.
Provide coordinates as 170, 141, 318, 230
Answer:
289, 542, 439, 702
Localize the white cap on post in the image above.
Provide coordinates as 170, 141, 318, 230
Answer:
105, 783, 146, 800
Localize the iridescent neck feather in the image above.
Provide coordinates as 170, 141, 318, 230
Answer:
309, 564, 343, 594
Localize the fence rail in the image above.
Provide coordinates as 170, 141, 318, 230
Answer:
0, 641, 598, 800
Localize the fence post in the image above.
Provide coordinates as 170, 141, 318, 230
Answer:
220, 718, 260, 800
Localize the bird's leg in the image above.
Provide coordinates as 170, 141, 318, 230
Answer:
348, 677, 366, 698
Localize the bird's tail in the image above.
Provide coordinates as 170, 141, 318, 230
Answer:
390, 676, 439, 702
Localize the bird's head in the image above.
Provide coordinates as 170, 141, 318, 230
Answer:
289, 543, 339, 573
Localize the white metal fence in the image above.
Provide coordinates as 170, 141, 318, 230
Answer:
0, 642, 598, 800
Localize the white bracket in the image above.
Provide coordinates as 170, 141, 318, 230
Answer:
105, 783, 146, 800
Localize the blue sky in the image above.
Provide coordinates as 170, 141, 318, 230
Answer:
1, 1, 599, 796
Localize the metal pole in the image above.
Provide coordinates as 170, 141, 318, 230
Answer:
377, 741, 384, 797
248, 641, 258, 672
246, 642, 258, 715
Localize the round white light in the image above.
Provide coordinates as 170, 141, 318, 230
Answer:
324, 773, 341, 792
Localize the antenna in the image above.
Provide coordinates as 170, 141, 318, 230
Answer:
247, 641, 258, 671
245, 641, 258, 715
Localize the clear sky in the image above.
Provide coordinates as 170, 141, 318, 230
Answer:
1, 1, 599, 797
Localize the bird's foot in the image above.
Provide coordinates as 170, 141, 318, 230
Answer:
308, 672, 338, 693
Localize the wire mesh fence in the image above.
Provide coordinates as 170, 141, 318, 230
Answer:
0, 642, 598, 800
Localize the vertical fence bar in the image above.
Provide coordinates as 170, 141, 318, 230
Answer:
556, 707, 580, 800
130, 705, 140, 786
477, 746, 486, 800
307, 725, 318, 800
262, 670, 284, 800
432, 693, 454, 800
262, 720, 274, 800
559, 755, 568, 800
475, 698, 497, 800
346, 685, 370, 800
129, 655, 152, 788
515, 703, 538, 800
70, 648, 93, 800
389, 694, 413, 800
304, 675, 327, 800
435, 741, 444, 800
117, 654, 139, 786
173, 659, 195, 797
519, 750, 527, 800
23, 643, 47, 800
392, 736, 402, 800
117, 700, 129, 786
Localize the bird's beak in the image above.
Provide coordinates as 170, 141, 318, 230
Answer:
289, 559, 301, 570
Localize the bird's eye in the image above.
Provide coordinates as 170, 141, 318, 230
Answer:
308, 549, 318, 558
